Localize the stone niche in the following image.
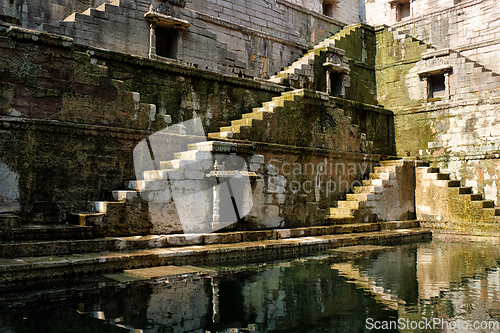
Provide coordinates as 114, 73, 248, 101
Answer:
145, 1, 190, 61
323, 46, 350, 97
390, 0, 411, 22
417, 49, 453, 101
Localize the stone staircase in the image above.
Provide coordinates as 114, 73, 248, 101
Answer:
268, 24, 354, 88
387, 26, 500, 96
207, 89, 373, 153
416, 165, 500, 227
387, 26, 435, 52
38, 0, 124, 37
67, 141, 218, 235
315, 23, 367, 49
326, 160, 418, 224
268, 48, 324, 88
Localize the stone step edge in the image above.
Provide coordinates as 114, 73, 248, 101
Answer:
0, 228, 431, 283
0, 221, 421, 258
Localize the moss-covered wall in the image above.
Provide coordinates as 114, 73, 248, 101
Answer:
375, 26, 428, 111
0, 27, 395, 225
0, 28, 284, 221
334, 23, 378, 106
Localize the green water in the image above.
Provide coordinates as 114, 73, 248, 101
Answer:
2, 240, 500, 332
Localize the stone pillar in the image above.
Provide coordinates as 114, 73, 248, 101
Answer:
444, 72, 450, 99
242, 181, 252, 217
212, 183, 220, 230
325, 70, 331, 95
149, 22, 157, 58
422, 76, 429, 100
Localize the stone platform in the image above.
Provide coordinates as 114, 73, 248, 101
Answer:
0, 221, 431, 283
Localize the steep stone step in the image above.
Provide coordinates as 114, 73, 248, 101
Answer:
128, 179, 168, 191
448, 186, 473, 195
338, 201, 365, 209
242, 110, 274, 120
374, 166, 397, 173
369, 172, 396, 180
479, 200, 496, 208
173, 150, 211, 161
67, 212, 105, 227
362, 179, 386, 186
346, 193, 378, 202
112, 190, 139, 201
354, 185, 383, 194
94, 201, 126, 214
424, 173, 450, 180
329, 207, 355, 217
231, 118, 265, 127
9, 224, 95, 242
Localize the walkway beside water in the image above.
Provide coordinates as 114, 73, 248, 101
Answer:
0, 221, 430, 283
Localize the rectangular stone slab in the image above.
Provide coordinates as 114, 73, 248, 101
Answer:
328, 245, 392, 254
123, 265, 213, 279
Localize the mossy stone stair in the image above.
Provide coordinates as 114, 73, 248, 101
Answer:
417, 166, 500, 225
208, 89, 373, 153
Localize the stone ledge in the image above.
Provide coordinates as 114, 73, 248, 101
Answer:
0, 228, 431, 282
0, 116, 205, 143
1, 25, 287, 94
248, 141, 391, 160
0, 221, 421, 259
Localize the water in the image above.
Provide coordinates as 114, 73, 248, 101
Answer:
2, 240, 500, 332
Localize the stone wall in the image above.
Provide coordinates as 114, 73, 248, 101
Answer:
283, 0, 360, 25
0, 27, 282, 222
0, 0, 110, 28
391, 0, 500, 73
5, 0, 346, 79
374, 9, 500, 205
0, 26, 392, 228
364, 0, 459, 27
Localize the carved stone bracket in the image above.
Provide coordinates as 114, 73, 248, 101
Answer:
145, 7, 191, 30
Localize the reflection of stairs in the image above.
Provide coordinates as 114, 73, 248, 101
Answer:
326, 160, 417, 224
208, 89, 373, 153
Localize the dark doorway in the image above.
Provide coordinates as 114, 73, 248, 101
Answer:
156, 27, 179, 59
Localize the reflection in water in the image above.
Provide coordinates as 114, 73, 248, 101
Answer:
2, 241, 500, 332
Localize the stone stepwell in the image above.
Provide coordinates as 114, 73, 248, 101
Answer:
0, 222, 430, 283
